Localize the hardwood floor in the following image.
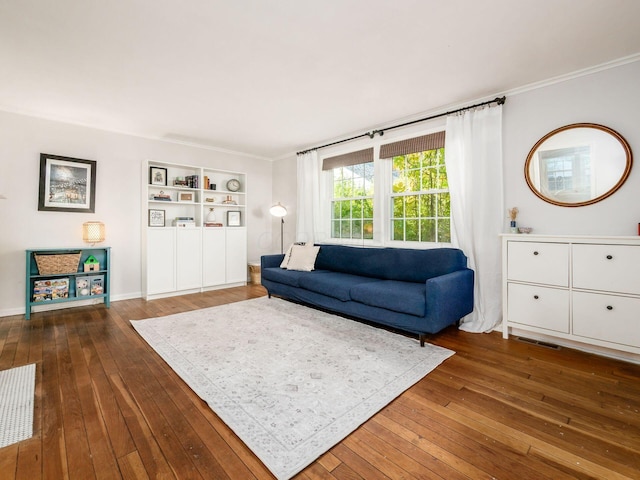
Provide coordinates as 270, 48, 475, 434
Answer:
1, 285, 639, 479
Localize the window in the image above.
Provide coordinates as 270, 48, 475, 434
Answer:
324, 131, 449, 245
390, 147, 450, 243
331, 162, 374, 239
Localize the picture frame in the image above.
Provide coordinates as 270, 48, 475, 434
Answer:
38, 153, 97, 213
148, 209, 166, 227
149, 166, 167, 186
227, 210, 241, 227
178, 191, 194, 203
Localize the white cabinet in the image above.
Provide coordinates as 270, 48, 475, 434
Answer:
176, 228, 202, 291
142, 160, 248, 299
146, 228, 176, 295
226, 228, 248, 283
502, 234, 640, 358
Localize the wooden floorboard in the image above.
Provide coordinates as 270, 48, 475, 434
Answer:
0, 285, 639, 479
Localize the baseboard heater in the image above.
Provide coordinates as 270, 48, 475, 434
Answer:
516, 336, 561, 350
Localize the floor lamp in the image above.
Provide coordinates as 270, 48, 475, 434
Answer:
269, 202, 287, 254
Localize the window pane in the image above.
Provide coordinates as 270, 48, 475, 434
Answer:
423, 149, 438, 167
363, 221, 373, 239
352, 220, 362, 239
352, 199, 362, 218
405, 195, 418, 218
340, 220, 351, 237
420, 219, 436, 242
407, 169, 421, 191
437, 219, 451, 243
421, 167, 436, 190
363, 198, 373, 218
420, 194, 435, 217
407, 152, 420, 169
393, 196, 404, 217
332, 220, 340, 238
392, 156, 404, 171
437, 166, 448, 189
406, 220, 419, 241
437, 192, 450, 216
392, 220, 404, 240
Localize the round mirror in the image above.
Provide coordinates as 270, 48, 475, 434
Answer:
525, 123, 632, 207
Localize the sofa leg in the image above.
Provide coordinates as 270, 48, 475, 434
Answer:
419, 334, 427, 347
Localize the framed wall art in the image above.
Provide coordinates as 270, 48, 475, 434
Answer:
148, 209, 166, 227
227, 210, 241, 226
38, 153, 97, 213
149, 166, 168, 186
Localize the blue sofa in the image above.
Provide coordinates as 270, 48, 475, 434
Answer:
261, 244, 474, 345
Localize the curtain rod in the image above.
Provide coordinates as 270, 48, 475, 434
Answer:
296, 96, 506, 155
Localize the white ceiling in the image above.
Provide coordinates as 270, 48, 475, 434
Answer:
1, 0, 640, 159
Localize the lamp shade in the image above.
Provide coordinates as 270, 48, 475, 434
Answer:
83, 221, 105, 244
269, 203, 287, 217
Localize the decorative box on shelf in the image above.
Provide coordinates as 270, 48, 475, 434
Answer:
173, 216, 196, 227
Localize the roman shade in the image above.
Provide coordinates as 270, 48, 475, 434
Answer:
322, 147, 374, 171
379, 131, 445, 158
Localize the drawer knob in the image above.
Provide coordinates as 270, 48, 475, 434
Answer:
606, 255, 613, 260
533, 251, 539, 256
533, 295, 539, 300
606, 305, 613, 311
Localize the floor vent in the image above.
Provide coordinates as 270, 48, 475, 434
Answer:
516, 336, 561, 350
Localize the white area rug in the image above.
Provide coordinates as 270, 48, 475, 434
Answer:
131, 297, 454, 479
0, 363, 35, 449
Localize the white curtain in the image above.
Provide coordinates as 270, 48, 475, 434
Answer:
296, 150, 326, 244
445, 105, 503, 333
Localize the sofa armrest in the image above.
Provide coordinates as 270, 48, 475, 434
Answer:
261, 254, 284, 269
425, 268, 474, 325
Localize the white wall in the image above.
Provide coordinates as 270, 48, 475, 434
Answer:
503, 60, 640, 235
274, 60, 640, 245
0, 111, 274, 316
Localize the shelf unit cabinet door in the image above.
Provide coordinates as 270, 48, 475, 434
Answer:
202, 228, 226, 287
572, 244, 640, 295
507, 283, 570, 333
507, 241, 569, 287
573, 291, 640, 348
226, 227, 247, 283
147, 229, 176, 295
176, 228, 202, 290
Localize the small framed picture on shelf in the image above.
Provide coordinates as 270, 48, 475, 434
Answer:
178, 191, 195, 203
227, 210, 241, 227
149, 166, 167, 186
148, 209, 166, 227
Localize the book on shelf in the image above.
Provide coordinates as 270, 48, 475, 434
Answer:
204, 222, 223, 227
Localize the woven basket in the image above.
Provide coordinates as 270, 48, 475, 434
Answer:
35, 252, 81, 274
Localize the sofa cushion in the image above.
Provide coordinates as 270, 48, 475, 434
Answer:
298, 272, 382, 302
350, 280, 426, 317
314, 244, 467, 282
262, 268, 325, 288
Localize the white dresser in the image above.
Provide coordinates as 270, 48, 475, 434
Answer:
502, 234, 640, 359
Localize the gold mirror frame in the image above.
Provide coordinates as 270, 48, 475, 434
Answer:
525, 123, 632, 207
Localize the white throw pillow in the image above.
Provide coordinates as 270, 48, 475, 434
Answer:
286, 245, 320, 271
280, 244, 294, 268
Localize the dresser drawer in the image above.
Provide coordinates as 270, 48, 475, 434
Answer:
572, 244, 640, 295
507, 283, 569, 333
573, 291, 640, 348
507, 241, 569, 287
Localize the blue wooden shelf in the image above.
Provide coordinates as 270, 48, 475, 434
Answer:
25, 247, 111, 320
